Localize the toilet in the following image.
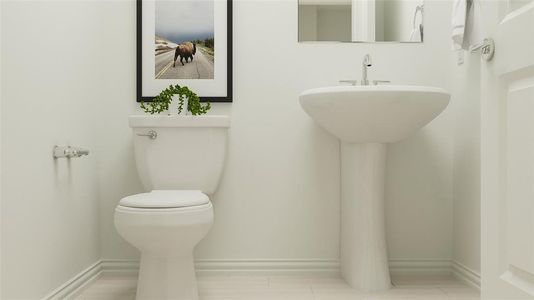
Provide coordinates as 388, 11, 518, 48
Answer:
114, 115, 230, 300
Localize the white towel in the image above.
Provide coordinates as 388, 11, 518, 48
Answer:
451, 0, 468, 50
451, 0, 484, 50
463, 0, 484, 50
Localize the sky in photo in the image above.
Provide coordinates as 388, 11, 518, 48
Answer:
156, 0, 214, 44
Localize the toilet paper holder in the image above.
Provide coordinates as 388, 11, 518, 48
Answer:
53, 145, 90, 159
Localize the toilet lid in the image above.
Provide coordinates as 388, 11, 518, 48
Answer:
119, 190, 209, 208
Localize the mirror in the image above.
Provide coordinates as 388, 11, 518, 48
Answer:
298, 0, 424, 43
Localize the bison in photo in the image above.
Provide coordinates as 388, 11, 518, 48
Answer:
173, 42, 197, 67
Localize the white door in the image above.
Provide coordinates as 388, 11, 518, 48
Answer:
481, 0, 534, 299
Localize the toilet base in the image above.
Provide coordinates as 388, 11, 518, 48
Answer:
114, 203, 213, 300
136, 253, 198, 300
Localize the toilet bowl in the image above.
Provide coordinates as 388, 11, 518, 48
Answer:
114, 190, 213, 300
115, 115, 229, 299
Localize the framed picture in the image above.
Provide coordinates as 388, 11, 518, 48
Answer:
137, 0, 233, 102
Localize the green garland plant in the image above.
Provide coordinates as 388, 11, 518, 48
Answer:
140, 84, 211, 115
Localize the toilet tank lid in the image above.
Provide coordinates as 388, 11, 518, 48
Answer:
129, 115, 230, 128
119, 190, 209, 208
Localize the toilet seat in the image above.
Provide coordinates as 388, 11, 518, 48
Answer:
119, 190, 209, 209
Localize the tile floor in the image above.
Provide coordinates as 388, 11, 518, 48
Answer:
74, 274, 480, 300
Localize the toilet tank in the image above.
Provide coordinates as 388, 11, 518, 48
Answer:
129, 115, 230, 194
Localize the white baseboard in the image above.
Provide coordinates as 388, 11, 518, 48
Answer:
43, 261, 102, 300
195, 259, 340, 276
100, 259, 139, 276
389, 259, 452, 276
452, 260, 481, 290
100, 259, 455, 277
47, 258, 473, 298
99, 259, 340, 277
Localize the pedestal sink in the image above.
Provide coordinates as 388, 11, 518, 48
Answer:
299, 85, 450, 292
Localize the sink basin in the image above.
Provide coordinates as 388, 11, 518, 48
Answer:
299, 84, 450, 292
299, 85, 450, 143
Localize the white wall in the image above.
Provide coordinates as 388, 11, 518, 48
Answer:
98, 0, 454, 264
1, 1, 102, 298
451, 53, 481, 274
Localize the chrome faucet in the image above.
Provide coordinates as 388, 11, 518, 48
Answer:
361, 54, 372, 86
339, 54, 390, 86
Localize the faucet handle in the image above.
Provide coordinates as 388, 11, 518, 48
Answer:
372, 80, 391, 85
339, 80, 358, 86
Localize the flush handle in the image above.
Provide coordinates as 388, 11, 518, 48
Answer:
137, 130, 158, 140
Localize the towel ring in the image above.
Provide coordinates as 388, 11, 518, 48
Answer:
469, 38, 495, 61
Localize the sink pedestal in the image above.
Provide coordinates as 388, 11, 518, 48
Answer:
340, 142, 391, 292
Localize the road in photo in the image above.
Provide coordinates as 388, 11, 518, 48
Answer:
155, 47, 214, 79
